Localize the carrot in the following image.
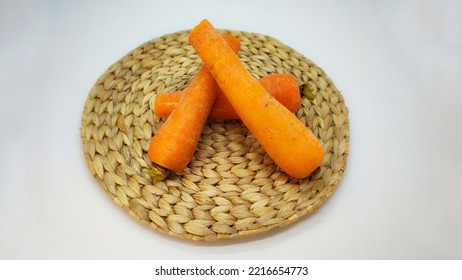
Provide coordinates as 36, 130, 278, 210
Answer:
154, 73, 302, 119
189, 19, 324, 178
147, 34, 241, 175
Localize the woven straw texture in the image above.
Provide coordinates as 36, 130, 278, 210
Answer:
81, 30, 349, 241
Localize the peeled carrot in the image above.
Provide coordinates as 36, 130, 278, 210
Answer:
189, 19, 324, 178
154, 73, 302, 119
147, 34, 241, 174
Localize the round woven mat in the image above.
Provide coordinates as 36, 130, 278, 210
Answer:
81, 30, 349, 241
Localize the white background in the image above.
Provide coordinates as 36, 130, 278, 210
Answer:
1, 0, 461, 259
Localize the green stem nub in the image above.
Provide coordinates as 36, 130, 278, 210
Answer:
146, 164, 169, 181
300, 83, 315, 102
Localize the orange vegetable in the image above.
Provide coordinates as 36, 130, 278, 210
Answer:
189, 19, 324, 178
154, 73, 302, 119
148, 34, 241, 174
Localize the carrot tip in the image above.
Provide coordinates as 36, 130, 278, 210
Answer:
145, 164, 169, 181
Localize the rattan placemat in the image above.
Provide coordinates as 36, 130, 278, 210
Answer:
81, 30, 349, 241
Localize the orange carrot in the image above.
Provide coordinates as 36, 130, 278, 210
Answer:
154, 73, 302, 119
189, 19, 324, 178
148, 34, 241, 174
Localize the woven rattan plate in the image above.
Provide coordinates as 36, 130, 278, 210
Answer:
81, 30, 349, 241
